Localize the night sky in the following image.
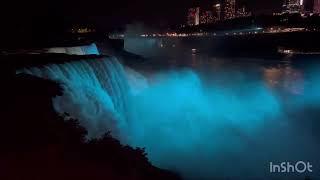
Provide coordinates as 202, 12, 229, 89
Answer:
3, 0, 282, 28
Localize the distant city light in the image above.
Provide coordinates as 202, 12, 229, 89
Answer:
186, 0, 251, 26
71, 28, 95, 34
134, 26, 314, 39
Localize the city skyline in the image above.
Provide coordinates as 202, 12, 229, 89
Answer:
187, 0, 320, 27
187, 0, 252, 26
1, 0, 283, 28
3, 0, 320, 30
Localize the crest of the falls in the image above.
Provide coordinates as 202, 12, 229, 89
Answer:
45, 43, 100, 55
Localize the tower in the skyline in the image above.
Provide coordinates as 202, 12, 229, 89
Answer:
187, 7, 200, 26
213, 4, 222, 21
195, 7, 200, 25
224, 0, 236, 20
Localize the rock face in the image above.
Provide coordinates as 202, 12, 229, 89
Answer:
0, 69, 181, 180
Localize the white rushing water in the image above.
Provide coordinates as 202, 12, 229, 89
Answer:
18, 57, 131, 139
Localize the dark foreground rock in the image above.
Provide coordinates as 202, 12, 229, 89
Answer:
0, 73, 181, 180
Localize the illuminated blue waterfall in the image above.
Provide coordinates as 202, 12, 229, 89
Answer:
18, 57, 320, 179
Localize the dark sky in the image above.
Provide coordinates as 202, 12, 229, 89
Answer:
2, 0, 282, 28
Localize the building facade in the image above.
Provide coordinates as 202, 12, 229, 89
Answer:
236, 6, 252, 18
200, 11, 215, 24
283, 0, 303, 13
224, 0, 236, 20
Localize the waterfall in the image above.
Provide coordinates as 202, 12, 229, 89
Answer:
16, 55, 320, 179
18, 56, 131, 139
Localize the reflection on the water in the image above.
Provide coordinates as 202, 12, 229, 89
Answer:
168, 54, 307, 96
263, 66, 304, 95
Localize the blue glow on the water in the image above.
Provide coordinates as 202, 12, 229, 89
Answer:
128, 69, 284, 179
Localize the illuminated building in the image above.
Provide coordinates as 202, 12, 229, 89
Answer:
187, 7, 200, 26
195, 7, 200, 25
187, 8, 196, 26
314, 0, 320, 13
213, 4, 222, 21
236, 6, 252, 18
200, 11, 215, 24
224, 0, 236, 20
283, 0, 303, 13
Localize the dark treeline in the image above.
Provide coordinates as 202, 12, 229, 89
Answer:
0, 72, 181, 180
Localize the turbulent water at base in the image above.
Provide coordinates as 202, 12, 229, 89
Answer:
18, 56, 320, 180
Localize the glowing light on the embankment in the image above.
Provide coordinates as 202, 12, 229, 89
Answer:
110, 27, 316, 39
137, 27, 312, 38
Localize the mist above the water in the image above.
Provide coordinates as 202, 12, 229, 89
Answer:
125, 62, 320, 179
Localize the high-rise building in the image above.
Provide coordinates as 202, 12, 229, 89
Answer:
200, 11, 215, 24
195, 7, 200, 25
187, 7, 200, 26
284, 0, 300, 6
300, 0, 305, 12
236, 6, 252, 18
314, 0, 320, 13
283, 0, 303, 13
187, 8, 195, 26
213, 4, 222, 21
224, 0, 236, 20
